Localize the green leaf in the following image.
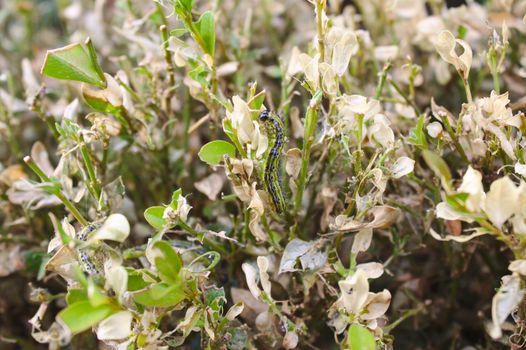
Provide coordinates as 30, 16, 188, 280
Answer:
66, 288, 88, 305
422, 150, 452, 191
198, 140, 236, 166
195, 11, 215, 56
144, 206, 166, 230
446, 192, 470, 212
188, 64, 209, 87
55, 119, 81, 141
58, 301, 117, 334
152, 241, 183, 284
348, 324, 376, 350
169, 189, 183, 210
188, 251, 221, 273
41, 41, 106, 88
149, 10, 165, 26
39, 178, 62, 196
458, 25, 468, 40
126, 270, 150, 291
222, 118, 235, 139
248, 90, 266, 111
82, 89, 123, 114
23, 250, 46, 276
205, 286, 225, 305
72, 264, 89, 289
175, 0, 194, 13
133, 283, 185, 307
56, 219, 72, 245
87, 278, 109, 306
170, 28, 189, 37
407, 115, 427, 148
205, 286, 226, 313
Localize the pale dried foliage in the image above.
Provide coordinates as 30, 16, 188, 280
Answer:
2, 0, 526, 349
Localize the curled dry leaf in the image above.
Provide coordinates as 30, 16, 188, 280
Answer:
434, 30, 472, 80
488, 274, 525, 339
319, 62, 338, 96
175, 306, 201, 339
391, 156, 415, 179
81, 73, 123, 108
426, 121, 443, 138
286, 46, 302, 77
339, 269, 370, 315
298, 53, 320, 90
90, 213, 130, 242
96, 311, 133, 340
458, 166, 485, 212
368, 114, 394, 147
231, 158, 254, 179
279, 238, 327, 274
30, 303, 71, 349
361, 289, 392, 320
242, 262, 261, 299
484, 176, 517, 229
331, 30, 358, 76
105, 265, 128, 301
231, 288, 268, 324
21, 58, 40, 102
31, 141, 54, 177
257, 256, 272, 296
87, 113, 121, 139
289, 107, 304, 139
351, 228, 373, 254
227, 96, 268, 157
321, 187, 338, 231
63, 98, 79, 120
283, 331, 299, 349
255, 310, 275, 332
429, 227, 490, 242
285, 148, 302, 180
194, 173, 224, 200
355, 262, 384, 279
508, 260, 526, 276
330, 206, 400, 233
248, 187, 267, 242
225, 302, 244, 321
44, 246, 77, 282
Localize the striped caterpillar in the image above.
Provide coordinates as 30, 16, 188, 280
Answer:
259, 110, 287, 213
77, 224, 99, 275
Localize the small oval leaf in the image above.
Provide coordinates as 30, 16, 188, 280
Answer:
144, 206, 166, 230
41, 42, 106, 88
348, 324, 376, 350
133, 283, 185, 307
198, 140, 236, 166
195, 11, 215, 56
152, 241, 183, 284
58, 301, 117, 335
422, 149, 452, 191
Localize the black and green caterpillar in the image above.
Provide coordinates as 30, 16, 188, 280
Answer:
259, 110, 287, 213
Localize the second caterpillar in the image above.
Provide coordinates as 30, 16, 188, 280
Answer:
259, 110, 287, 213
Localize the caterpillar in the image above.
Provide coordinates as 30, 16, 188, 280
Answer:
259, 110, 287, 213
77, 224, 99, 275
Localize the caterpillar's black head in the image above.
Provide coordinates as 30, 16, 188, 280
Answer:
259, 110, 270, 121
